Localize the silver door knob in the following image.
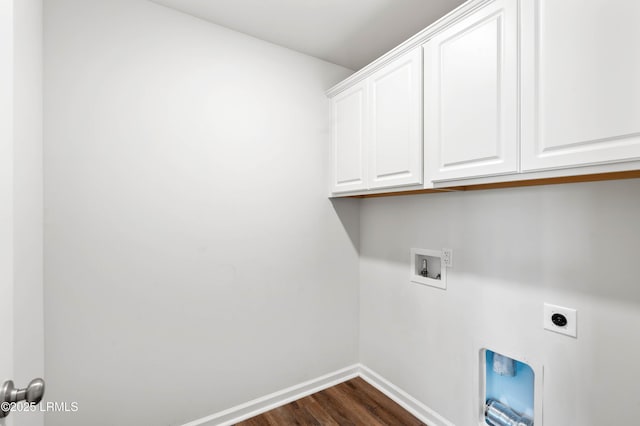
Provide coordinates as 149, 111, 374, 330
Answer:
0, 378, 45, 418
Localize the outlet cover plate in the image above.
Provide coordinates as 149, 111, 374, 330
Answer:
442, 248, 453, 267
544, 303, 577, 338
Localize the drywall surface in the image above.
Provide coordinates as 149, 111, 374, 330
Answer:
359, 179, 640, 426
44, 1, 358, 425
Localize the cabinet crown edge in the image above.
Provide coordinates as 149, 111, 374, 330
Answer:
326, 0, 496, 98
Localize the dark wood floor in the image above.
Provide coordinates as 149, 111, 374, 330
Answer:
235, 377, 427, 426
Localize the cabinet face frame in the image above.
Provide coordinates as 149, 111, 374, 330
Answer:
331, 81, 368, 193
424, 0, 519, 183
520, 0, 640, 172
368, 48, 424, 189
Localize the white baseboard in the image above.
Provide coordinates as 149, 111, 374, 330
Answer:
181, 364, 360, 426
358, 365, 455, 426
181, 363, 453, 426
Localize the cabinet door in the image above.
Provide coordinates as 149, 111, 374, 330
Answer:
368, 48, 423, 189
424, 0, 518, 182
521, 0, 640, 171
331, 81, 368, 193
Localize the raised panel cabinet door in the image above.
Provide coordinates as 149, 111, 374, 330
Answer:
331, 81, 368, 193
521, 0, 640, 171
368, 48, 423, 189
424, 0, 518, 182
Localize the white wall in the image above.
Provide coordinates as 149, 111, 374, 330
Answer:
45, 2, 640, 426
359, 179, 640, 426
43, 1, 358, 425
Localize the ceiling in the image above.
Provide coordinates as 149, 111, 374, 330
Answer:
149, 0, 466, 70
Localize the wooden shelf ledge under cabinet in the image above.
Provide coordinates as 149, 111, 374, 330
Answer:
350, 170, 640, 199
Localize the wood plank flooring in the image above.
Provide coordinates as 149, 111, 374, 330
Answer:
235, 377, 427, 426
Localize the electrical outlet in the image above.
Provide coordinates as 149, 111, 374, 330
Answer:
442, 248, 453, 267
544, 303, 577, 338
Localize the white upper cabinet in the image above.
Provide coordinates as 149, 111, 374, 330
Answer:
424, 0, 518, 182
521, 0, 640, 172
331, 81, 368, 193
368, 48, 423, 189
330, 47, 423, 194
329, 0, 640, 195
